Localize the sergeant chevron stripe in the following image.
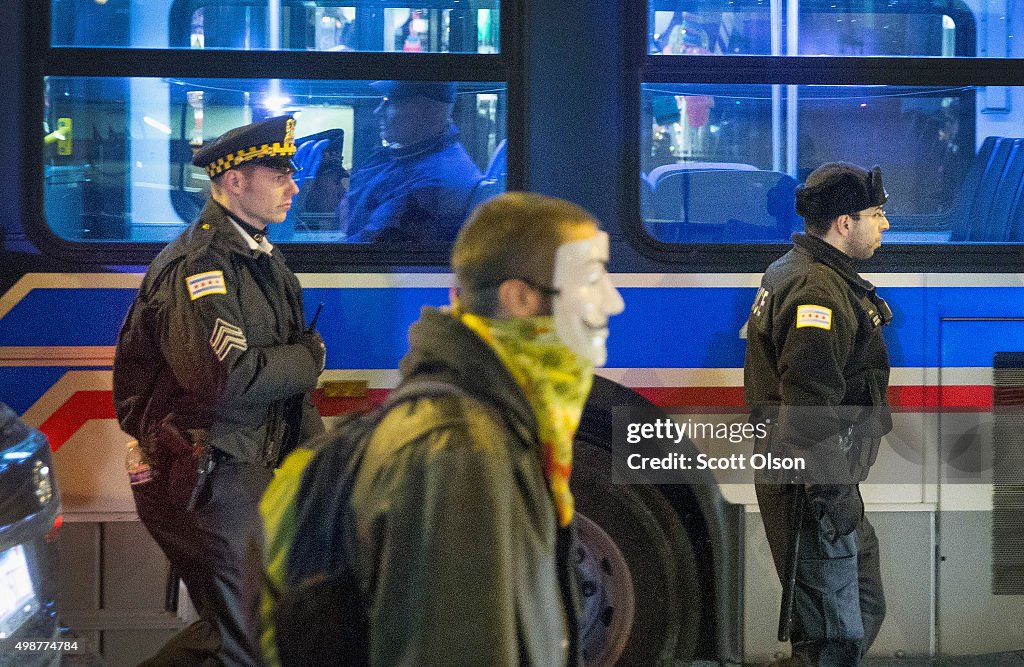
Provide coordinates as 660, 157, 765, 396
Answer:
210, 318, 248, 361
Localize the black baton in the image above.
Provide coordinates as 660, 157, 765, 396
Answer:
778, 483, 805, 642
308, 302, 324, 331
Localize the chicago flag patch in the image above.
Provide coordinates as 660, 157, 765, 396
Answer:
187, 271, 227, 300
796, 304, 832, 330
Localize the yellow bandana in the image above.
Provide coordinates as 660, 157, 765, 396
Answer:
459, 311, 593, 527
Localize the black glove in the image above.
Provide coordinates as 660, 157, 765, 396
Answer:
806, 484, 863, 541
294, 330, 326, 373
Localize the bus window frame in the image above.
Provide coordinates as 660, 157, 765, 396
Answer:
27, 1, 522, 267
168, 0, 502, 52
647, 0, 977, 58
628, 11, 1024, 273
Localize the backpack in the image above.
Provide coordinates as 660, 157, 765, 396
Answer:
261, 379, 467, 666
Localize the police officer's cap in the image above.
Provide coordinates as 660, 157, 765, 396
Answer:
192, 115, 298, 179
371, 80, 457, 104
795, 162, 888, 221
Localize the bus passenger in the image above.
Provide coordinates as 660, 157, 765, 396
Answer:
341, 80, 483, 243
744, 162, 892, 666
348, 193, 623, 663
113, 115, 327, 667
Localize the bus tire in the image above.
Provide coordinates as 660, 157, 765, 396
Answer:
572, 437, 702, 666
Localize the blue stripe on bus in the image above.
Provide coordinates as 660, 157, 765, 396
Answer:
939, 319, 1024, 368
301, 287, 450, 369
606, 286, 1024, 369
0, 367, 73, 414
1, 285, 1022, 369
0, 289, 138, 346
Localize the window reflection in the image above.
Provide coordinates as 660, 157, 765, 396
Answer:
42, 78, 506, 245
640, 85, 1024, 244
51, 0, 500, 53
648, 2, 972, 57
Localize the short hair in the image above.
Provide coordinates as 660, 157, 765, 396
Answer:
452, 192, 598, 316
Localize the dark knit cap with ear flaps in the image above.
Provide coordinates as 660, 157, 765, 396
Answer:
795, 162, 888, 221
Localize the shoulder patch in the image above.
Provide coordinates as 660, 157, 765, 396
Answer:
796, 304, 832, 330
210, 318, 248, 361
186, 270, 227, 300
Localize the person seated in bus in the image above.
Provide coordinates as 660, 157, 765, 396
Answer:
340, 193, 622, 663
341, 80, 483, 243
292, 128, 349, 229
744, 162, 892, 666
113, 115, 326, 667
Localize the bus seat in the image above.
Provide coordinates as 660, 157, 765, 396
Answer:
962, 138, 1015, 240
648, 161, 758, 188
948, 136, 1009, 241
647, 170, 799, 243
1008, 174, 1024, 242
292, 139, 315, 181
465, 177, 503, 214
639, 175, 655, 219
462, 141, 508, 220
303, 140, 331, 180
974, 139, 1024, 242
485, 138, 507, 181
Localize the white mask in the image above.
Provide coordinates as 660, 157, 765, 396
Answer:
552, 231, 625, 366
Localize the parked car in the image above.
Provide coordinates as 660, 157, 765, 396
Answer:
0, 402, 62, 666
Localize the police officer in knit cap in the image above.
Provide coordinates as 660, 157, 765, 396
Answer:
114, 115, 326, 666
744, 162, 892, 665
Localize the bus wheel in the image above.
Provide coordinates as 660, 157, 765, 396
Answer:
572, 438, 701, 666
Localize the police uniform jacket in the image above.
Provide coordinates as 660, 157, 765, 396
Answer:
113, 199, 324, 466
347, 307, 582, 666
343, 125, 482, 244
744, 233, 892, 482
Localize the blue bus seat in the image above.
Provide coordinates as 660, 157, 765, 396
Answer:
648, 161, 758, 188
283, 130, 346, 236
1005, 149, 1024, 242
646, 169, 799, 243
485, 138, 507, 181
948, 136, 1011, 241
962, 138, 1014, 241
1008, 176, 1024, 242
303, 140, 331, 181
975, 139, 1024, 242
465, 177, 503, 215
462, 141, 508, 218
292, 139, 315, 181
639, 175, 655, 219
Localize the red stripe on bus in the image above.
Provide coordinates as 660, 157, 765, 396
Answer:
39, 390, 117, 451
33, 384, 997, 449
634, 385, 993, 412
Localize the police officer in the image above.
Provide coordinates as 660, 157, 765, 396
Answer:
744, 162, 892, 666
113, 115, 326, 666
342, 80, 483, 243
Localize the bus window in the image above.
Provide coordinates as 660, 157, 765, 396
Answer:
51, 0, 500, 53
648, 0, 976, 57
42, 77, 506, 245
640, 83, 1024, 245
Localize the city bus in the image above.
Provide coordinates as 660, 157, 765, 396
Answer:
2, 0, 1023, 663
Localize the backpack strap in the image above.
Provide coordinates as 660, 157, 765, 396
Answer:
374, 378, 468, 423
284, 378, 469, 586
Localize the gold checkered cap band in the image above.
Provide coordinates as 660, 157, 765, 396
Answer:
205, 141, 297, 177
192, 115, 297, 177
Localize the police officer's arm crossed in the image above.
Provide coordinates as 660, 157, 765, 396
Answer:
167, 138, 325, 414
113, 115, 326, 667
